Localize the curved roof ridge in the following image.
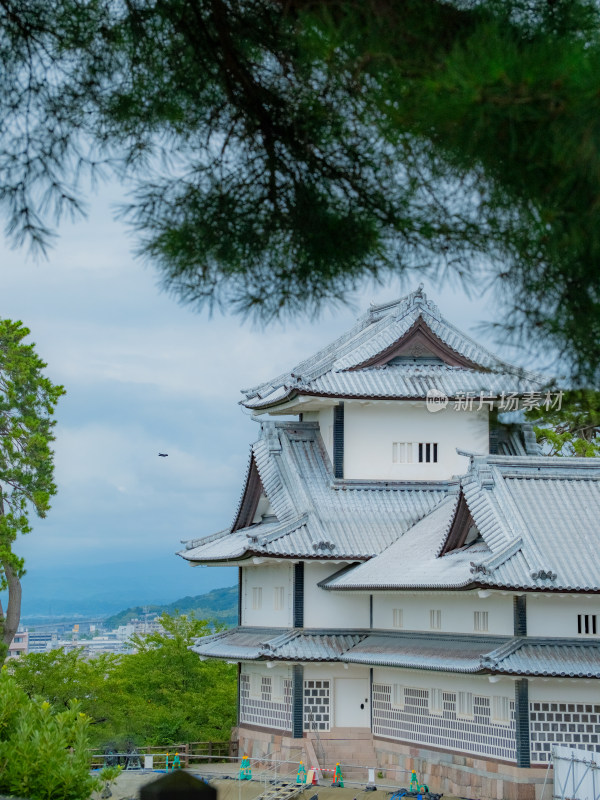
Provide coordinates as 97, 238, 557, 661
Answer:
242, 289, 547, 410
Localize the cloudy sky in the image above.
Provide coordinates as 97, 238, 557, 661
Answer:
0, 183, 524, 617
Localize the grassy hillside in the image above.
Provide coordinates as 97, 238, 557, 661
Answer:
103, 585, 238, 629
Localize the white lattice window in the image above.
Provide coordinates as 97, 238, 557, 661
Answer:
392, 608, 404, 628
577, 614, 597, 635
430, 609, 442, 630
252, 587, 262, 610
392, 442, 414, 463
392, 684, 405, 710
273, 586, 285, 610
430, 688, 443, 715
474, 611, 489, 632
492, 696, 510, 723
530, 701, 600, 763
457, 691, 474, 719
303, 680, 330, 731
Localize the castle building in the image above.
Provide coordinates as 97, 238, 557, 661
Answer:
179, 289, 600, 800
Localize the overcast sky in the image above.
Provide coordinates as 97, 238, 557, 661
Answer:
0, 183, 527, 616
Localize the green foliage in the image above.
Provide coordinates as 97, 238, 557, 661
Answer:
8, 614, 237, 748
2, 2, 600, 379
0, 320, 65, 573
102, 585, 238, 629
0, 670, 98, 800
0, 319, 64, 650
527, 389, 600, 456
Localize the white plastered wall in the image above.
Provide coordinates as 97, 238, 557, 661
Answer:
527, 594, 600, 638
304, 563, 370, 628
343, 400, 489, 480
373, 592, 514, 636
528, 678, 600, 703
241, 562, 293, 627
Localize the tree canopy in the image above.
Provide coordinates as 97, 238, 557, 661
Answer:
8, 614, 237, 748
528, 389, 600, 456
0, 320, 64, 657
2, 0, 600, 380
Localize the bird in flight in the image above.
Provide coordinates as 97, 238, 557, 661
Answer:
158, 453, 168, 457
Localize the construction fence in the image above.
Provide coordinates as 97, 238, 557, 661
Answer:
89, 740, 233, 770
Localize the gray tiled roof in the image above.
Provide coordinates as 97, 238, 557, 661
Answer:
180, 422, 453, 562
191, 628, 287, 660
191, 628, 600, 678
482, 639, 600, 678
191, 627, 365, 661
323, 455, 600, 593
242, 289, 545, 410
340, 631, 505, 673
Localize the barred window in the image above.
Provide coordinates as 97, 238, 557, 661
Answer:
418, 443, 438, 463
492, 696, 510, 723
392, 608, 404, 628
429, 609, 442, 630
273, 586, 285, 610
430, 688, 443, 715
392, 442, 414, 463
577, 614, 597, 635
392, 684, 405, 709
252, 587, 262, 610
457, 691, 474, 719
474, 611, 489, 632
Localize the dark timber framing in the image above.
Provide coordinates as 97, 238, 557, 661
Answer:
293, 562, 304, 628
292, 665, 304, 739
238, 567, 243, 625
333, 403, 344, 479
515, 679, 531, 768
513, 595, 527, 636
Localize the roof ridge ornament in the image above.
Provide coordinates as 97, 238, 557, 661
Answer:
260, 420, 282, 452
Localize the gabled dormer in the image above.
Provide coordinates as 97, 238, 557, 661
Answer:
241, 288, 545, 481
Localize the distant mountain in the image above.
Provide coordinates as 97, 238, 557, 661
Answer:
103, 585, 238, 629
9, 559, 237, 619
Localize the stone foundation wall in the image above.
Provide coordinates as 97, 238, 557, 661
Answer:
234, 725, 552, 800
374, 738, 550, 800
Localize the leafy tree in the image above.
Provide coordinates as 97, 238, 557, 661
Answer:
6, 648, 117, 725
0, 670, 99, 800
101, 614, 236, 746
527, 390, 600, 457
8, 614, 237, 748
2, 1, 600, 380
0, 321, 64, 659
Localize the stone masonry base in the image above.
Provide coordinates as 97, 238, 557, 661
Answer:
233, 725, 551, 800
